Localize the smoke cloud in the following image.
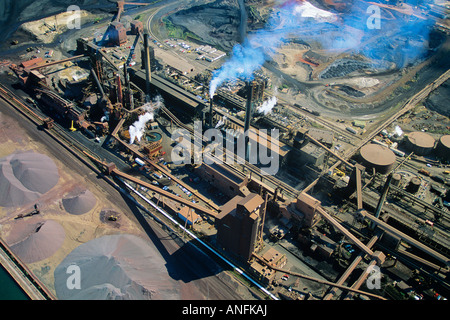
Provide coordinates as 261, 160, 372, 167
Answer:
129, 112, 153, 145
257, 96, 278, 115
128, 95, 163, 144
209, 0, 437, 97
209, 41, 266, 98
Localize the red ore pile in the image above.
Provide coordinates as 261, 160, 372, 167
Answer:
7, 218, 66, 263
62, 189, 96, 215
0, 151, 59, 207
54, 234, 180, 300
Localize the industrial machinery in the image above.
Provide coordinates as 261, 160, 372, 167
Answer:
15, 204, 40, 220
101, 1, 150, 47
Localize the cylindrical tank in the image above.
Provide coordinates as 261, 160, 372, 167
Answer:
360, 144, 396, 174
404, 131, 435, 156
391, 173, 402, 187
146, 132, 162, 143
407, 177, 422, 194
436, 135, 450, 161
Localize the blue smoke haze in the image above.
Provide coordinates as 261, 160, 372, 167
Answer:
209, 0, 438, 97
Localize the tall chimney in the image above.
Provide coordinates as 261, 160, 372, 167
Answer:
123, 63, 134, 109
244, 81, 254, 161
116, 73, 123, 105
143, 33, 151, 102
209, 98, 213, 128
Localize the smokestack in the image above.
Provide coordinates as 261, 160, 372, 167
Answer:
244, 81, 254, 161
244, 81, 254, 133
209, 98, 213, 128
116, 73, 123, 105
144, 33, 151, 102
123, 63, 134, 110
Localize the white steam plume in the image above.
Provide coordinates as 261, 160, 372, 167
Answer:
129, 112, 153, 145
128, 95, 163, 144
257, 96, 277, 115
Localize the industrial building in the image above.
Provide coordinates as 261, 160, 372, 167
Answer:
178, 207, 201, 226
109, 22, 128, 46
295, 142, 326, 168
195, 159, 249, 199
278, 192, 322, 228
298, 229, 337, 260
249, 247, 287, 285
3, 0, 450, 301
130, 20, 143, 35
249, 260, 275, 285
216, 193, 264, 261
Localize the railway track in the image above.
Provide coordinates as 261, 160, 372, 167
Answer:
343, 67, 450, 160
288, 103, 361, 145
0, 84, 99, 164
0, 83, 280, 300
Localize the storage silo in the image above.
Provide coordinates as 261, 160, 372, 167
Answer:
436, 135, 450, 161
360, 144, 396, 174
406, 177, 422, 194
391, 173, 402, 187
404, 132, 435, 156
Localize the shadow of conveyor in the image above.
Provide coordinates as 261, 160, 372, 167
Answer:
115, 179, 226, 283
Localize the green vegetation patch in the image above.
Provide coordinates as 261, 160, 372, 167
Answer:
163, 18, 201, 41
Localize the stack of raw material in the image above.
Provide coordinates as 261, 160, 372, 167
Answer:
62, 189, 96, 215
54, 234, 180, 300
0, 151, 59, 207
8, 218, 66, 263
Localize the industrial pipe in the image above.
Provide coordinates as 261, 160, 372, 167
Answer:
357, 210, 450, 268
374, 173, 393, 220
143, 33, 151, 102
252, 253, 386, 300
90, 68, 105, 97
244, 81, 253, 161
317, 206, 375, 258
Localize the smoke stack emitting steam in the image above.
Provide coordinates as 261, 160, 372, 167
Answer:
209, 0, 435, 98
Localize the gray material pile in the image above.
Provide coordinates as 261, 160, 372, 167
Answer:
0, 151, 59, 207
319, 59, 373, 79
54, 234, 180, 300
62, 189, 96, 215
8, 219, 66, 263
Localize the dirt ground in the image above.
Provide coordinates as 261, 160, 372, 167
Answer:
0, 104, 256, 300
20, 10, 95, 44
0, 109, 157, 296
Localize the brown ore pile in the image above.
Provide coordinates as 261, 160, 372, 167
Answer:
54, 234, 180, 300
0, 151, 59, 207
7, 217, 66, 263
62, 189, 97, 215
